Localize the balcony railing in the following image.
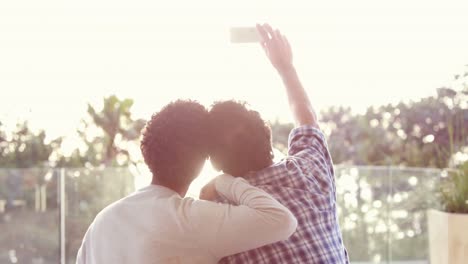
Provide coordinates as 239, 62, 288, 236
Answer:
0, 166, 444, 263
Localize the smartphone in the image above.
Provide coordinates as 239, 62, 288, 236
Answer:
230, 27, 260, 43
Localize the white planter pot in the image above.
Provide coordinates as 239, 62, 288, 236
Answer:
427, 209, 468, 264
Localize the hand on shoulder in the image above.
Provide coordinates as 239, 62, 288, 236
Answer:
199, 174, 231, 201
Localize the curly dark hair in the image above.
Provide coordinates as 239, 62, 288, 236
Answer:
140, 100, 209, 187
208, 101, 274, 177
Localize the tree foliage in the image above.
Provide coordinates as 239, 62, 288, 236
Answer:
271, 78, 468, 169
57, 95, 146, 167
0, 122, 61, 168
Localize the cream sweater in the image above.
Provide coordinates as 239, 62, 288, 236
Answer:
76, 174, 297, 264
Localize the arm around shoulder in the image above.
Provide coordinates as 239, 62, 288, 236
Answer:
190, 174, 297, 259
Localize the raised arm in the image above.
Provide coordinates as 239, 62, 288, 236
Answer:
190, 174, 297, 259
256, 23, 319, 129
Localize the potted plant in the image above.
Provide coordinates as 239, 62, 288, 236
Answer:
427, 161, 468, 264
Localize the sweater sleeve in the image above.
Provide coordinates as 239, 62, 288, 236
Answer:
187, 174, 297, 259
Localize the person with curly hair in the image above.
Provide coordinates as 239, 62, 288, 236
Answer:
202, 24, 350, 263
76, 100, 297, 264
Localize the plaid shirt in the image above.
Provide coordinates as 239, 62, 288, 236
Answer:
217, 125, 349, 264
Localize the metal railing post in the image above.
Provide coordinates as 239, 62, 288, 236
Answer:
59, 168, 66, 264
387, 166, 393, 264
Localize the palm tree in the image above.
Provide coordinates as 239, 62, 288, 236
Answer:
85, 95, 146, 166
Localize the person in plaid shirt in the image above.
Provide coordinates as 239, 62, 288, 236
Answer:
200, 24, 349, 263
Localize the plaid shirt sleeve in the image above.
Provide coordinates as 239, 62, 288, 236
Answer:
287, 125, 336, 195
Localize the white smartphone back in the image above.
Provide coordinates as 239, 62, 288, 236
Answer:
230, 27, 260, 43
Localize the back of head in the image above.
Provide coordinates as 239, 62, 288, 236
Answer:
140, 100, 209, 188
208, 101, 273, 177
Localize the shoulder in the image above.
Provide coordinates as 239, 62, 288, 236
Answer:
92, 190, 146, 224
92, 197, 125, 225
288, 126, 327, 152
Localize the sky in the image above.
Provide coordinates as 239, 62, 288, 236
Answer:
2, 0, 468, 141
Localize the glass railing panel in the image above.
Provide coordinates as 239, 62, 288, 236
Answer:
335, 166, 393, 263
387, 168, 441, 264
0, 168, 59, 264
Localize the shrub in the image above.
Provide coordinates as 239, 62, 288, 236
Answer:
438, 162, 468, 214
